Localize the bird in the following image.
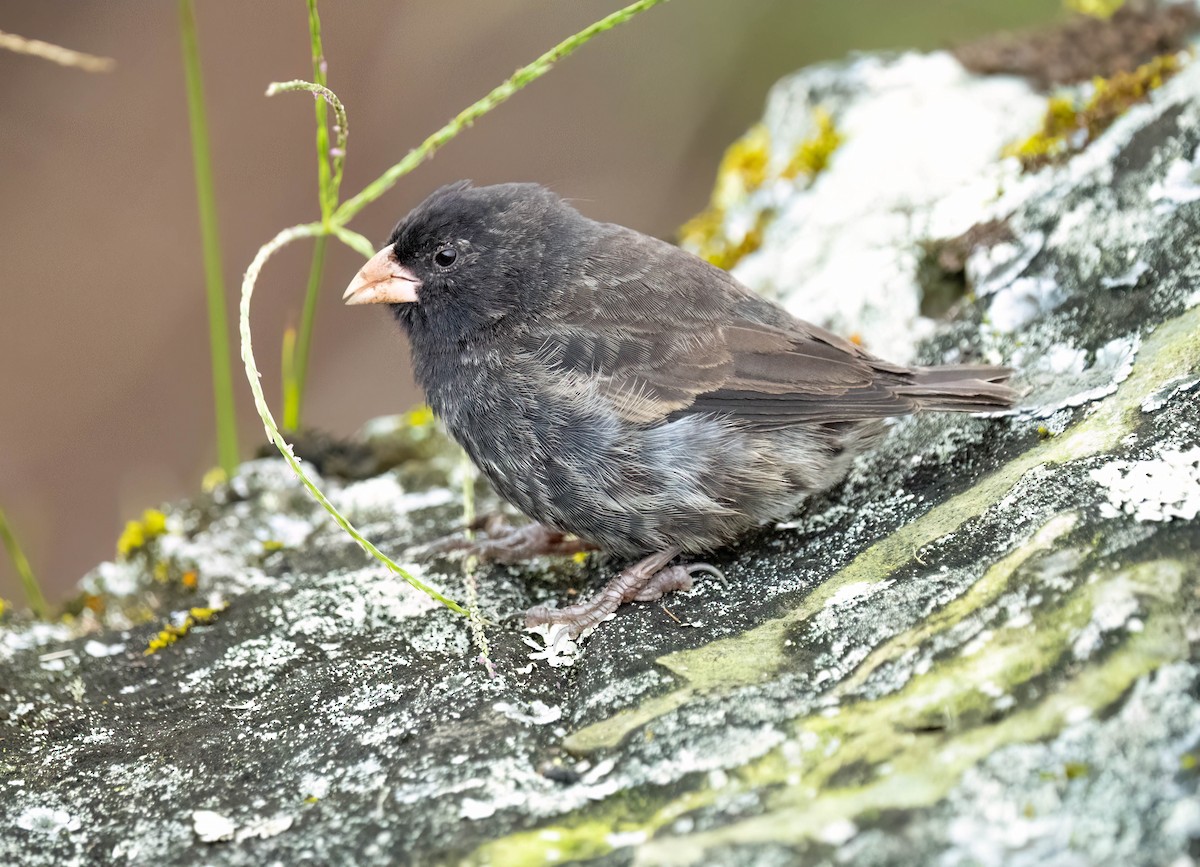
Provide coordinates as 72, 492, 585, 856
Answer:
343, 181, 1016, 634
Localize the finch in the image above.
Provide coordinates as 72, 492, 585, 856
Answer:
344, 182, 1015, 633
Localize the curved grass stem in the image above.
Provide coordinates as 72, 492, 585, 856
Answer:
239, 224, 469, 617
267, 74, 349, 430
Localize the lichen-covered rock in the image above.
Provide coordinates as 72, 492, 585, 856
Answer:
4, 19, 1200, 867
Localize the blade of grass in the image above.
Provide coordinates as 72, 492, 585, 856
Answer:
0, 507, 48, 619
283, 235, 325, 431
0, 29, 115, 72
334, 0, 670, 224
179, 0, 239, 475
240, 223, 469, 616
283, 0, 339, 431
281, 325, 299, 428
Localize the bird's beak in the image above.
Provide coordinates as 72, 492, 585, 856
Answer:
343, 247, 422, 305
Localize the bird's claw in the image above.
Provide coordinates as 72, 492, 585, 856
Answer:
525, 550, 724, 635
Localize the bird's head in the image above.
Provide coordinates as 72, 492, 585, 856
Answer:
343, 181, 578, 340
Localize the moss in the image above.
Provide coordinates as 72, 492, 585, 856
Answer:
116, 508, 169, 559
403, 404, 435, 428
679, 110, 843, 271
474, 553, 1191, 864
678, 124, 772, 269
1007, 53, 1185, 171
1063, 761, 1090, 779
781, 108, 843, 180
144, 603, 228, 656
200, 467, 227, 493
1064, 0, 1125, 19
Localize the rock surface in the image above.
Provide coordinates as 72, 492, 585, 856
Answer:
5, 19, 1200, 867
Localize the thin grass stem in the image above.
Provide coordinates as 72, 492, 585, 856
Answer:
239, 223, 469, 617
0, 508, 48, 620
179, 0, 239, 475
268, 72, 349, 430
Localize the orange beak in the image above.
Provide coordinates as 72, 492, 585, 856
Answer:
343, 247, 422, 305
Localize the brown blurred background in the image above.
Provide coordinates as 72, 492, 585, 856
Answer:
0, 0, 1062, 604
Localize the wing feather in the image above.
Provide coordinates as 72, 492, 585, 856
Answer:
515, 224, 1008, 428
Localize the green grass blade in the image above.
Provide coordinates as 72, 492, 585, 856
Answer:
282, 0, 337, 431
0, 507, 49, 619
283, 234, 326, 431
240, 223, 469, 617
179, 0, 239, 475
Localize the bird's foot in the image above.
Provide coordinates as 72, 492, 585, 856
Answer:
525, 548, 724, 634
420, 519, 597, 565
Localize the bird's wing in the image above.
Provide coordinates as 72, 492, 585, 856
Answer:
518, 224, 933, 429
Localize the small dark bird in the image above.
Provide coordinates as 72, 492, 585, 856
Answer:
344, 182, 1015, 633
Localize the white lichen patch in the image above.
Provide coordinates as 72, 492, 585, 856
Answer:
191, 809, 292, 844
814, 580, 895, 633
1099, 259, 1151, 290
1091, 446, 1200, 522
180, 635, 304, 696
1149, 142, 1200, 208
192, 809, 236, 842
986, 275, 1065, 333
1071, 578, 1142, 661
16, 805, 81, 835
287, 565, 441, 641
330, 474, 454, 525
733, 51, 1045, 362
523, 621, 602, 668
492, 699, 563, 726
83, 640, 125, 658
1017, 335, 1139, 418
1141, 374, 1200, 412
0, 620, 74, 664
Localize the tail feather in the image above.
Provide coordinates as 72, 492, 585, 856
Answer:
896, 364, 1017, 413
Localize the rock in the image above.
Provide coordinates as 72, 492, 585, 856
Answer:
4, 23, 1200, 867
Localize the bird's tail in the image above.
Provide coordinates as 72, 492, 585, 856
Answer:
896, 364, 1017, 413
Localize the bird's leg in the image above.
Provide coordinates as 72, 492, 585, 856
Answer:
422, 520, 597, 564
525, 548, 724, 634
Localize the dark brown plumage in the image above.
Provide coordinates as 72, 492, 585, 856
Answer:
344, 182, 1015, 632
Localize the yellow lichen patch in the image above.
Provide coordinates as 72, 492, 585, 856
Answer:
1064, 0, 1125, 19
142, 509, 166, 537
403, 405, 435, 428
1006, 53, 1185, 170
782, 108, 843, 180
710, 123, 772, 209
0, 597, 6, 618
261, 540, 285, 552
572, 551, 590, 565
144, 603, 227, 656
117, 508, 169, 559
679, 125, 772, 267
680, 110, 842, 271
201, 466, 228, 493
181, 570, 198, 590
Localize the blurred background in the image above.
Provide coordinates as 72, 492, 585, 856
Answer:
0, 0, 1063, 604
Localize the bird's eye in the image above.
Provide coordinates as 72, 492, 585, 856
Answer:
433, 246, 458, 269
